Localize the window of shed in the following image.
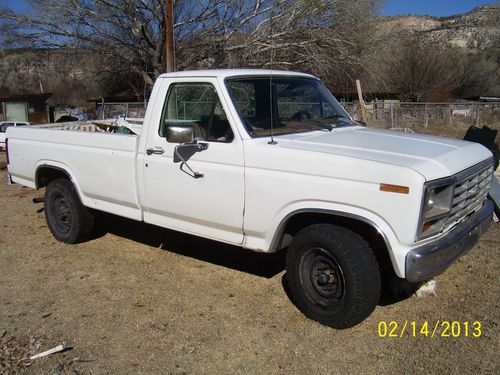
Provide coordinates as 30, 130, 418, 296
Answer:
28, 101, 46, 113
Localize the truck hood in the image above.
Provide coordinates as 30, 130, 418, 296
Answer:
279, 127, 492, 181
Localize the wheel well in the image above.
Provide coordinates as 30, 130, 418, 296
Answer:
36, 166, 71, 188
274, 212, 392, 272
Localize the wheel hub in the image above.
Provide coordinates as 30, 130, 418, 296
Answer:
300, 247, 345, 305
312, 261, 340, 297
315, 265, 337, 287
53, 196, 72, 233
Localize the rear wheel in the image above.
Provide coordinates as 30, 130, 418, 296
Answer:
44, 178, 94, 243
286, 224, 381, 328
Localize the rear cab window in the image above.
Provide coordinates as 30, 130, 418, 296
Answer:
0, 123, 15, 133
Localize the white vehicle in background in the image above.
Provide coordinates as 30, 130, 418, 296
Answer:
4, 69, 495, 328
0, 121, 34, 150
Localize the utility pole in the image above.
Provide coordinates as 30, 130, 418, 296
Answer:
37, 71, 44, 94
165, 0, 176, 72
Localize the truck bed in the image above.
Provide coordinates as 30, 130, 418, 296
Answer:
7, 121, 143, 221
33, 117, 143, 135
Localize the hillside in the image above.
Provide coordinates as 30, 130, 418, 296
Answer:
376, 5, 499, 52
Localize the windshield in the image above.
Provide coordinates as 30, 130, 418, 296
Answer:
225, 77, 355, 137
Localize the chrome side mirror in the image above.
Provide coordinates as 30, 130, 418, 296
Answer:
166, 125, 194, 144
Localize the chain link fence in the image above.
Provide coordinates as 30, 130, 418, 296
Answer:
343, 102, 500, 141
97, 101, 217, 120
96, 102, 147, 119
97, 101, 500, 141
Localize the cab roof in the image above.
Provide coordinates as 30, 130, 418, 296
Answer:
158, 69, 317, 80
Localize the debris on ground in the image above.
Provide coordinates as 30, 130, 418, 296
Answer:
32, 196, 45, 204
30, 342, 69, 360
51, 362, 84, 375
0, 333, 42, 373
415, 279, 437, 297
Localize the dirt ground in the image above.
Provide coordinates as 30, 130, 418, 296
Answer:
0, 152, 498, 375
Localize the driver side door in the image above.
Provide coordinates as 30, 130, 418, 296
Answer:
141, 78, 245, 244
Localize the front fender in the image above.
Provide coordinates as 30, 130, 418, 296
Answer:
244, 201, 406, 278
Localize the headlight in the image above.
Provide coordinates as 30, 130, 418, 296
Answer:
417, 180, 454, 240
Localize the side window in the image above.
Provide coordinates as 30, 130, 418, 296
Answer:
159, 83, 233, 142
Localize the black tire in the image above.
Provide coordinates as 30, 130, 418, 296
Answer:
286, 224, 381, 328
44, 178, 94, 244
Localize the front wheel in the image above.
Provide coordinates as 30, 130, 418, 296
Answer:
44, 178, 94, 243
286, 224, 381, 328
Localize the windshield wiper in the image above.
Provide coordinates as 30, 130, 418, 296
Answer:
322, 115, 348, 121
314, 123, 334, 131
319, 115, 355, 128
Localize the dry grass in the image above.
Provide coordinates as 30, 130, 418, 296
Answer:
0, 152, 498, 374
0, 333, 39, 374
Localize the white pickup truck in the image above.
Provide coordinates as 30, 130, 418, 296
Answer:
5, 69, 495, 328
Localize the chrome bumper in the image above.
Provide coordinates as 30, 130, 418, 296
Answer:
406, 200, 494, 282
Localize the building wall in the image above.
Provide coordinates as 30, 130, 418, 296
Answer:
28, 112, 48, 123
0, 100, 49, 123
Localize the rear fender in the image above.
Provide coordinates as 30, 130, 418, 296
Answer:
35, 161, 87, 204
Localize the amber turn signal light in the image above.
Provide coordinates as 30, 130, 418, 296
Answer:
379, 183, 409, 194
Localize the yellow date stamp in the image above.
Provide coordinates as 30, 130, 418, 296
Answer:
377, 321, 482, 338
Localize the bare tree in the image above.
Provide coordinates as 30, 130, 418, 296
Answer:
177, 0, 380, 78
0, 0, 381, 95
373, 34, 466, 101
455, 53, 499, 98
0, 50, 41, 94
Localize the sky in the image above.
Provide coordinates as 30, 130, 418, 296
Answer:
0, 0, 29, 11
381, 0, 499, 17
0, 0, 498, 17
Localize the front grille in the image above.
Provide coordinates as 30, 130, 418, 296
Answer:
445, 163, 494, 229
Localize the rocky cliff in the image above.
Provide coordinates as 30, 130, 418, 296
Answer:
376, 5, 499, 52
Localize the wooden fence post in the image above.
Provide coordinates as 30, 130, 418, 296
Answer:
356, 79, 368, 123
424, 104, 428, 128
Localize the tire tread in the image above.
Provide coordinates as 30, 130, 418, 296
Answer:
286, 223, 381, 328
44, 178, 94, 244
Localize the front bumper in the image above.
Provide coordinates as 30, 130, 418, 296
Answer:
406, 200, 494, 282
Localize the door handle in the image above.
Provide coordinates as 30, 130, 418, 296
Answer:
146, 147, 165, 155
